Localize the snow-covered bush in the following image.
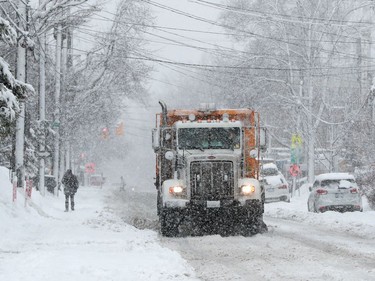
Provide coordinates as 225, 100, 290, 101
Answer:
0, 17, 29, 136
355, 166, 375, 210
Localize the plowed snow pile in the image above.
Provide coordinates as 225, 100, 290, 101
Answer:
0, 166, 199, 281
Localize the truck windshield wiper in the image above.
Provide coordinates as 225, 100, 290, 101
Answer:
195, 145, 204, 152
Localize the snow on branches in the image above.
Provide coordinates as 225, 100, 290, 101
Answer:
0, 17, 17, 45
0, 17, 32, 123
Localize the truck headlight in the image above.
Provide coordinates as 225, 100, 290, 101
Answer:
169, 186, 184, 195
240, 184, 256, 195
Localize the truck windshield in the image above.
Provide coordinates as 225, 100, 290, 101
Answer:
178, 127, 240, 150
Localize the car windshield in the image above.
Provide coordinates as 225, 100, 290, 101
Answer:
321, 179, 355, 189
261, 168, 279, 176
178, 127, 240, 150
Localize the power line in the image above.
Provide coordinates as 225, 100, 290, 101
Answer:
77, 3, 375, 65
86, 8, 372, 45
74, 24, 375, 70
141, 0, 375, 61
194, 0, 375, 26
45, 41, 375, 78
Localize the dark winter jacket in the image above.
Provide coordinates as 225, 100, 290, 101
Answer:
62, 170, 79, 195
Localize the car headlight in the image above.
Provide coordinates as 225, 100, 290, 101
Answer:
169, 186, 184, 195
240, 184, 256, 195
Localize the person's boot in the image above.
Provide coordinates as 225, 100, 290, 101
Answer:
71, 203, 75, 211
65, 202, 69, 212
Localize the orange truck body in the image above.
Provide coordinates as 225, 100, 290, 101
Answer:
156, 108, 261, 179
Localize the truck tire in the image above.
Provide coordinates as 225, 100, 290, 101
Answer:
160, 210, 179, 237
156, 192, 162, 216
241, 215, 268, 237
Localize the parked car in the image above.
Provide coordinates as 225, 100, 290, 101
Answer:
307, 173, 363, 213
260, 163, 290, 203
89, 174, 105, 187
33, 175, 57, 193
45, 175, 57, 193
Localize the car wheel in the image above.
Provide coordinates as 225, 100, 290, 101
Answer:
314, 203, 319, 213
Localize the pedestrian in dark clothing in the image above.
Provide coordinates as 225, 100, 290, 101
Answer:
120, 176, 125, 191
62, 169, 79, 212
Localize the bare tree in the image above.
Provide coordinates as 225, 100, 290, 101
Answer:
209, 0, 375, 180
60, 0, 153, 168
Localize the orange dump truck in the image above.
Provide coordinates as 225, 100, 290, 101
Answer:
152, 102, 268, 236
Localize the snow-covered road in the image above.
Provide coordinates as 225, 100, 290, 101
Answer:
162, 217, 375, 281
118, 187, 375, 281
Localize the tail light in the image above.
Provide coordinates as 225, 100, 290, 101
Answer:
278, 184, 288, 189
350, 188, 358, 194
319, 206, 327, 212
316, 189, 328, 195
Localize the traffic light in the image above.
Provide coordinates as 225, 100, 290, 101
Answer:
116, 122, 124, 136
101, 127, 109, 140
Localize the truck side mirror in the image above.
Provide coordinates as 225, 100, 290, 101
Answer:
259, 127, 267, 151
152, 128, 160, 152
162, 128, 173, 149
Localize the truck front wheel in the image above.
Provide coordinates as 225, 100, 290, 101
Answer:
241, 215, 268, 237
160, 210, 179, 237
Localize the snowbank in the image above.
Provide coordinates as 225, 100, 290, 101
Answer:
0, 166, 199, 281
264, 183, 375, 239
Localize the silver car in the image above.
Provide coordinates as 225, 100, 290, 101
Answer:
307, 173, 363, 213
260, 163, 290, 203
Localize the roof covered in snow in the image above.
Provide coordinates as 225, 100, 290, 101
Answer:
262, 163, 278, 170
314, 173, 355, 182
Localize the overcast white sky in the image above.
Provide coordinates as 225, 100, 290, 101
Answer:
106, 1, 231, 95
149, 0, 227, 62
147, 0, 223, 95
72, 0, 233, 105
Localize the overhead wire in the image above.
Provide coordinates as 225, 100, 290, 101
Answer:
73, 23, 372, 69
51, 24, 375, 73
77, 2, 375, 66
32, 1, 373, 98
140, 0, 375, 62
83, 2, 375, 48
44, 39, 375, 84
194, 0, 375, 26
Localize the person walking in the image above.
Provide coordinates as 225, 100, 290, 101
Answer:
62, 169, 79, 212
120, 176, 125, 191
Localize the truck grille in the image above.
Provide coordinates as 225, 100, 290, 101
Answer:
190, 161, 234, 200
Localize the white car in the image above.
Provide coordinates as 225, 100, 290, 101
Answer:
260, 163, 290, 203
307, 173, 363, 213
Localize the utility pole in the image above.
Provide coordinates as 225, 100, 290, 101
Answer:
357, 37, 363, 98
66, 9, 73, 171
38, 0, 46, 196
53, 21, 62, 195
62, 7, 73, 171
15, 0, 28, 188
307, 24, 315, 184
307, 74, 315, 183
61, 17, 68, 171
